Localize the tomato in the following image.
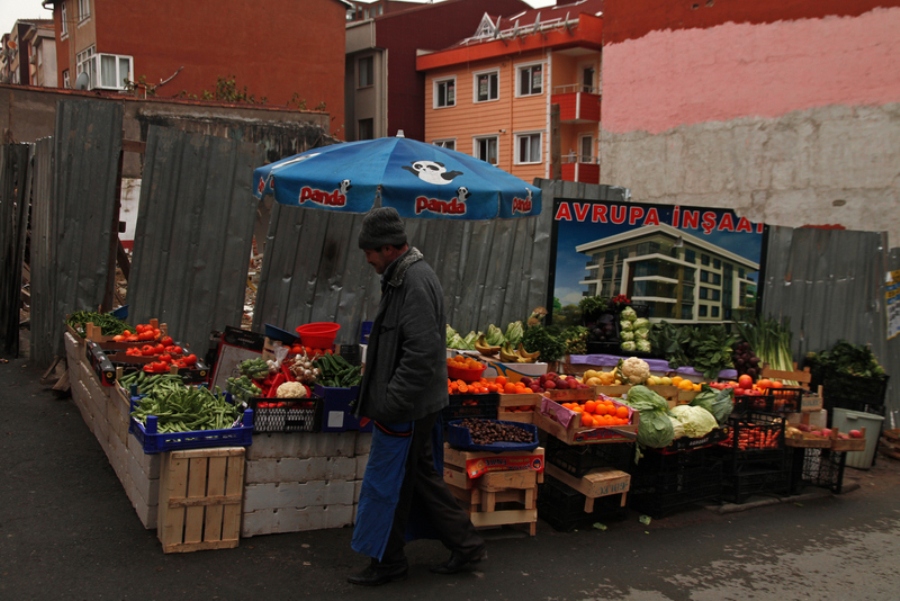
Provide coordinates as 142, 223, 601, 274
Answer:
738, 374, 753, 388
138, 330, 156, 341
159, 354, 173, 363
160, 336, 174, 347
183, 354, 197, 366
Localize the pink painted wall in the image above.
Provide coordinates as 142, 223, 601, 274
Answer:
603, 7, 900, 134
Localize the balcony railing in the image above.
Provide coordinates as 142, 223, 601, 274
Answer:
551, 86, 601, 123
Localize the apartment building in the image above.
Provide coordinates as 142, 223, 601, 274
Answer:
43, 0, 351, 136
416, 0, 604, 184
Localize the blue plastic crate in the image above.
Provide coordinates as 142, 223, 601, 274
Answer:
314, 384, 371, 433
128, 403, 254, 454
446, 419, 539, 453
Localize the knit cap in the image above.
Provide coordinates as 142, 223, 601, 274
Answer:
358, 207, 408, 250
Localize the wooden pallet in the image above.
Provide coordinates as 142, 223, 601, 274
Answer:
443, 444, 542, 536
158, 447, 245, 553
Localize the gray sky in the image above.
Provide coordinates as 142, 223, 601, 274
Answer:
2, 0, 557, 38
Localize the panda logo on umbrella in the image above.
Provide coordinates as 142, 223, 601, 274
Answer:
402, 160, 463, 186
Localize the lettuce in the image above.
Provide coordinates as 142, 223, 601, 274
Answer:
668, 405, 718, 438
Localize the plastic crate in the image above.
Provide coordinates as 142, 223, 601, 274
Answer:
129, 409, 254, 454
314, 384, 371, 433
733, 389, 803, 414
545, 436, 635, 477
659, 428, 729, 455
820, 373, 889, 407
442, 393, 500, 424
721, 463, 791, 504
537, 476, 628, 532
790, 447, 848, 494
446, 419, 539, 452
719, 412, 785, 461
249, 397, 322, 433
627, 449, 723, 518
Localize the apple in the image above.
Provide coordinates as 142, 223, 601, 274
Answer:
738, 374, 753, 388
849, 429, 863, 439
796, 423, 810, 432
820, 428, 833, 438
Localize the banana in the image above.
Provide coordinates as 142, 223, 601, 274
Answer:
499, 343, 521, 363
474, 334, 501, 357
516, 343, 540, 362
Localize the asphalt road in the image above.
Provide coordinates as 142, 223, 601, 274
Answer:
2, 356, 899, 601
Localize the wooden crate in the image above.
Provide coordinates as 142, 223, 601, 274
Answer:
158, 447, 245, 553
534, 397, 638, 445
544, 464, 630, 513
497, 392, 540, 424
443, 444, 542, 536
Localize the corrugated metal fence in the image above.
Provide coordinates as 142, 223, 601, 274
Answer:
0, 99, 896, 419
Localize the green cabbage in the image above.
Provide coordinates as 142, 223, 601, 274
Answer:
621, 306, 638, 322
625, 385, 670, 412
621, 341, 636, 352
668, 405, 718, 438
485, 324, 505, 346
504, 321, 524, 346
690, 386, 734, 426
669, 416, 686, 439
620, 320, 633, 332
462, 331, 478, 349
635, 328, 649, 340
633, 318, 650, 330
621, 331, 634, 342
636, 339, 652, 353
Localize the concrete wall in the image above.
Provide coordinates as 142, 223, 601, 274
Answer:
599, 2, 900, 249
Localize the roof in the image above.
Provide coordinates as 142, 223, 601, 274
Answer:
458, 0, 604, 46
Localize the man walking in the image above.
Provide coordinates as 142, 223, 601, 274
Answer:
349, 207, 485, 586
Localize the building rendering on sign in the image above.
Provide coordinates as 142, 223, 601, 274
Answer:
576, 224, 759, 323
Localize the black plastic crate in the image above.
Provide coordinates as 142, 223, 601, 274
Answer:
719, 412, 785, 461
537, 476, 628, 532
790, 447, 848, 494
545, 436, 635, 477
732, 389, 803, 414
722, 463, 791, 504
249, 397, 322, 433
627, 450, 723, 518
442, 393, 500, 425
820, 373, 889, 407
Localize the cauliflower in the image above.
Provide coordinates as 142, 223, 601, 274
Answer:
618, 356, 651, 385
276, 381, 308, 398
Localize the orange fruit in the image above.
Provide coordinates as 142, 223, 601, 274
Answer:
595, 403, 608, 416
504, 382, 517, 394
571, 404, 584, 413
585, 400, 597, 413
616, 405, 629, 419
495, 376, 507, 387
580, 414, 593, 427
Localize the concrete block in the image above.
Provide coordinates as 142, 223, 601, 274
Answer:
353, 479, 363, 503
245, 456, 357, 484
246, 432, 358, 459
126, 449, 160, 507
355, 432, 372, 455
243, 479, 355, 512
126, 433, 161, 479
354, 454, 369, 479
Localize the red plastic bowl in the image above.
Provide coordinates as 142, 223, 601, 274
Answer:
447, 363, 486, 383
295, 322, 340, 349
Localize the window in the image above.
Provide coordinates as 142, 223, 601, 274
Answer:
711, 306, 720, 318
713, 258, 721, 269
358, 56, 373, 88
699, 305, 708, 317
701, 254, 710, 266
474, 135, 498, 165
582, 65, 595, 93
358, 118, 373, 140
78, 49, 133, 90
474, 71, 498, 102
699, 287, 709, 300
78, 0, 91, 21
712, 273, 721, 285
62, 69, 70, 88
516, 133, 541, 164
433, 139, 455, 151
61, 3, 68, 36
579, 135, 593, 163
684, 249, 696, 263
434, 77, 455, 108
517, 63, 542, 96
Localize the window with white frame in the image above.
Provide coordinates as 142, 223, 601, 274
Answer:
474, 70, 498, 102
433, 139, 456, 151
77, 47, 134, 90
78, 0, 91, 21
358, 56, 373, 88
62, 69, 70, 88
515, 132, 542, 164
61, 3, 68, 36
517, 63, 543, 96
434, 77, 455, 108
474, 135, 498, 165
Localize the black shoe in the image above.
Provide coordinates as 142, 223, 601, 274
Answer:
430, 545, 487, 575
347, 562, 408, 586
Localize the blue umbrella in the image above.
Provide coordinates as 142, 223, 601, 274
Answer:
253, 134, 541, 219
